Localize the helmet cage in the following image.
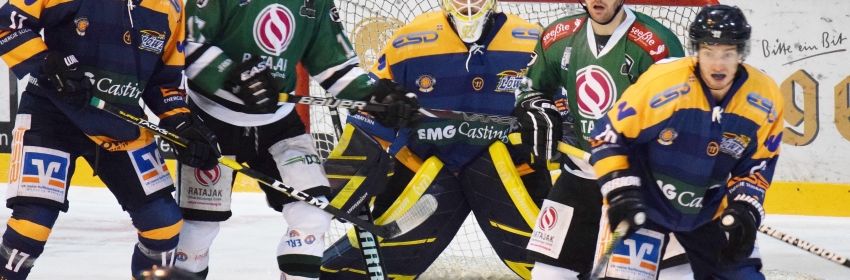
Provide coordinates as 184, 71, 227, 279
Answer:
443, 0, 496, 43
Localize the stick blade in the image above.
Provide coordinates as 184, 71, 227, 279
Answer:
381, 194, 438, 239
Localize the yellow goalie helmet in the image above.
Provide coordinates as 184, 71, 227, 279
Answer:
442, 0, 497, 43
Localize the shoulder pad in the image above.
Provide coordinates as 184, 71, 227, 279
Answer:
627, 21, 671, 62
541, 16, 586, 51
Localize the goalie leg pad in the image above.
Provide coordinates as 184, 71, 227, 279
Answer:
322, 156, 468, 279
174, 220, 220, 274
325, 124, 392, 217
126, 195, 183, 277
458, 141, 550, 279
278, 196, 332, 279
0, 204, 59, 280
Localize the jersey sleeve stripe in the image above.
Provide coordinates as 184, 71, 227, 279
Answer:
185, 44, 224, 79
323, 66, 368, 97
1, 37, 46, 69
593, 155, 629, 177
313, 56, 359, 82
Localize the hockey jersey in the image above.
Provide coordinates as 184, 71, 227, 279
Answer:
589, 57, 784, 232
184, 0, 372, 126
516, 8, 684, 153
348, 11, 541, 172
0, 0, 189, 151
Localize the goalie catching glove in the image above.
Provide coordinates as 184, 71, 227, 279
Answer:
514, 96, 563, 162
159, 113, 221, 171
365, 79, 422, 128
224, 56, 282, 114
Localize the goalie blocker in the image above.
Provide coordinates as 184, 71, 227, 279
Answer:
321, 124, 551, 279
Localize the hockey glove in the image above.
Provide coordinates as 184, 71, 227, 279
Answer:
160, 113, 221, 171
224, 56, 281, 114
41, 52, 93, 111
602, 174, 646, 233
718, 198, 762, 263
514, 96, 563, 162
365, 79, 422, 129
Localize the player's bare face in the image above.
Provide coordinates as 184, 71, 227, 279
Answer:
697, 44, 741, 94
585, 0, 622, 23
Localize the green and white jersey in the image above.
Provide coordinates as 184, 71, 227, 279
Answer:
516, 7, 685, 151
184, 0, 372, 126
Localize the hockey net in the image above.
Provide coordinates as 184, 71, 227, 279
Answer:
309, 0, 718, 279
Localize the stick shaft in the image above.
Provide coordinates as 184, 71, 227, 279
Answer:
90, 98, 396, 237
758, 224, 850, 269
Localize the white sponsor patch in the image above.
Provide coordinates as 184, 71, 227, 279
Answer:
526, 199, 573, 259
8, 145, 70, 204
179, 156, 233, 212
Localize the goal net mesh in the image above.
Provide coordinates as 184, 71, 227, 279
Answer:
312, 1, 712, 279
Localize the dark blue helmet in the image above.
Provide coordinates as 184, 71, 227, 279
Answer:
688, 5, 751, 57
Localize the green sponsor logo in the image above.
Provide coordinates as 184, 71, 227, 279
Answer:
81, 66, 148, 106
655, 175, 715, 214
283, 154, 321, 166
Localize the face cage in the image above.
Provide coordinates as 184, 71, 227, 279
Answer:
689, 41, 750, 61
443, 0, 495, 21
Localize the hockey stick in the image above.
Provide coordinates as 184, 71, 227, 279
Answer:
590, 221, 631, 280
279, 93, 518, 126
758, 224, 850, 269
353, 206, 388, 279
89, 97, 437, 239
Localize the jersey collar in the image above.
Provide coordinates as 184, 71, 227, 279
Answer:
585, 6, 635, 58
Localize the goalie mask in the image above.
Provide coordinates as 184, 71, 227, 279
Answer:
443, 0, 496, 43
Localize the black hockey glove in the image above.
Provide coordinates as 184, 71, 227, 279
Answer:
41, 52, 93, 111
224, 56, 281, 114
514, 96, 563, 162
603, 174, 646, 233
365, 79, 422, 129
160, 113, 220, 171
718, 197, 762, 263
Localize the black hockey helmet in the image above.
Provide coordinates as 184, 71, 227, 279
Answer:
688, 5, 751, 57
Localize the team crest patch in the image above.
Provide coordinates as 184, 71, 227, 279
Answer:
254, 4, 296, 56
74, 17, 88, 36
495, 70, 523, 92
416, 74, 436, 92
472, 77, 484, 91
575, 65, 616, 119
657, 128, 677, 146
560, 47, 571, 70
538, 207, 558, 230
720, 132, 751, 159
138, 30, 166, 54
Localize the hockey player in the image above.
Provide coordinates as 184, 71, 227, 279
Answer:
589, 5, 781, 279
513, 0, 692, 279
321, 0, 552, 279
0, 0, 220, 278
175, 0, 419, 279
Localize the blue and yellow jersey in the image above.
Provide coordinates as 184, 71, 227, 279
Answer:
589, 57, 784, 231
0, 0, 189, 151
348, 11, 540, 172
